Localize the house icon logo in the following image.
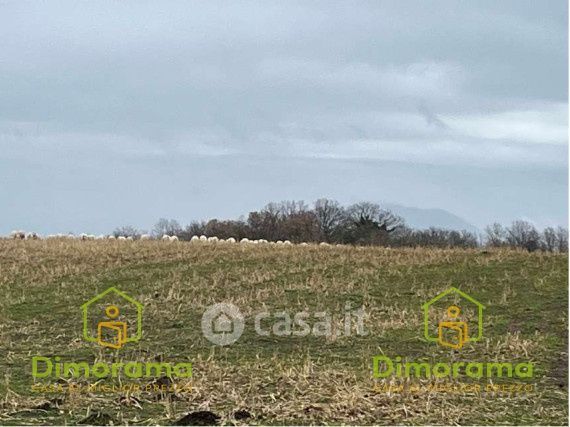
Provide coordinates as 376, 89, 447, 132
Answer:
201, 302, 244, 346
422, 287, 484, 350
81, 287, 143, 349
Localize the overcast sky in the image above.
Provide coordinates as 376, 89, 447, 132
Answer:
0, 0, 567, 234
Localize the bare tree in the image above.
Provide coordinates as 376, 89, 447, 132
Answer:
280, 211, 320, 242
203, 219, 249, 239
152, 218, 182, 237
390, 227, 477, 248
347, 202, 381, 225
485, 223, 507, 247
247, 203, 282, 240
180, 221, 206, 240
277, 200, 309, 217
542, 227, 557, 252
113, 225, 140, 238
313, 198, 346, 242
377, 209, 405, 233
506, 220, 541, 252
556, 226, 568, 253
344, 202, 404, 244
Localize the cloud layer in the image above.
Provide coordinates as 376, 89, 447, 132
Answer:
0, 0, 567, 233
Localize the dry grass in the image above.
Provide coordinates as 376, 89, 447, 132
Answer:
0, 240, 567, 425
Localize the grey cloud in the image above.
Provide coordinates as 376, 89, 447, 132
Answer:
0, 0, 566, 233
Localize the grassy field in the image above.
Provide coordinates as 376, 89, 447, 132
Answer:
0, 240, 567, 425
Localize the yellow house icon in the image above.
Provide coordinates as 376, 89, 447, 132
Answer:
422, 287, 484, 349
81, 287, 143, 349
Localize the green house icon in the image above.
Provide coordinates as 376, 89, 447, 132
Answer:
81, 287, 143, 348
422, 287, 484, 346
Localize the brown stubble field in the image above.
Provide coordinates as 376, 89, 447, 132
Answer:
0, 239, 567, 425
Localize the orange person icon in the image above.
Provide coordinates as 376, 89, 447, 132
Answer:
97, 305, 128, 349
437, 305, 468, 349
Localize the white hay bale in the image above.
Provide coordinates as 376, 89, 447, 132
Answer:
10, 230, 25, 240
25, 232, 39, 240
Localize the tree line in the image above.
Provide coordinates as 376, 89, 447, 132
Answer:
113, 198, 568, 252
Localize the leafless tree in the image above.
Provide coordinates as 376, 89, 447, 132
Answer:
247, 203, 282, 240
555, 226, 568, 253
343, 202, 404, 244
485, 223, 507, 247
377, 209, 405, 233
277, 200, 309, 217
542, 227, 557, 252
183, 221, 206, 237
506, 220, 541, 252
390, 227, 477, 248
345, 202, 403, 231
202, 219, 249, 239
347, 202, 381, 225
314, 198, 346, 242
280, 211, 320, 242
152, 218, 182, 237
113, 225, 140, 238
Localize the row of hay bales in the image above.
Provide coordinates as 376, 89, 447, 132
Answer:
167, 234, 335, 247
8, 230, 337, 247
9, 231, 132, 241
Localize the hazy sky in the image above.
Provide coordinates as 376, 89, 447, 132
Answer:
0, 0, 567, 234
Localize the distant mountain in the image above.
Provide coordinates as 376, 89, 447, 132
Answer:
383, 203, 480, 234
